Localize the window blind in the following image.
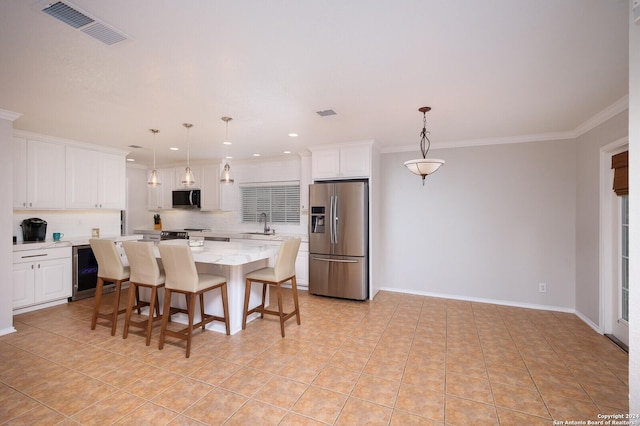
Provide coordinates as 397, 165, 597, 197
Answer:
240, 183, 300, 224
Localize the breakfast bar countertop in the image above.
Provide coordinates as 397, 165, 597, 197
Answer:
156, 240, 279, 266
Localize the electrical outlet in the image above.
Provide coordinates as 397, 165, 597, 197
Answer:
539, 283, 547, 293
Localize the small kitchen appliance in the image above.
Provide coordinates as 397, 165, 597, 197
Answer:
21, 218, 47, 242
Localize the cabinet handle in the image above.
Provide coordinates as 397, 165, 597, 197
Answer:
31, 265, 34, 269
37, 264, 40, 268
21, 253, 48, 259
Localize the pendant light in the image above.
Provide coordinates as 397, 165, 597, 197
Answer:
404, 106, 445, 185
147, 128, 161, 187
181, 123, 195, 186
220, 116, 234, 184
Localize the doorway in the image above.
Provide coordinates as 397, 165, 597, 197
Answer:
600, 138, 629, 350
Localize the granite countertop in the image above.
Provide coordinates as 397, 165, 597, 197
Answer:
189, 230, 308, 243
153, 240, 280, 266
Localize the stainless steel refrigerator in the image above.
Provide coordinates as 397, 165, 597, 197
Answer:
309, 180, 368, 300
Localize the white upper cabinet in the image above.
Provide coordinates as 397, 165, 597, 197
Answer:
310, 143, 372, 180
14, 138, 66, 209
98, 152, 126, 209
66, 146, 126, 209
200, 164, 221, 211
13, 137, 28, 209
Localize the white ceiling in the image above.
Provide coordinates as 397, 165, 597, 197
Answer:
0, 0, 629, 168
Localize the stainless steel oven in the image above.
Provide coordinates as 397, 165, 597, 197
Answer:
69, 244, 114, 301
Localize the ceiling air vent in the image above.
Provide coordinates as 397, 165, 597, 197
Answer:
41, 1, 129, 45
316, 109, 337, 117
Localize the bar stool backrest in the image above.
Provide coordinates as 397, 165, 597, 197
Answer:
122, 241, 163, 285
273, 238, 301, 281
90, 238, 128, 280
158, 241, 199, 292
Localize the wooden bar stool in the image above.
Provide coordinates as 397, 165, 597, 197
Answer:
89, 238, 131, 336
242, 237, 301, 337
157, 240, 230, 358
121, 241, 165, 346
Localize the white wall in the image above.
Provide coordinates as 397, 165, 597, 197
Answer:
379, 139, 577, 310
628, 0, 640, 414
0, 111, 20, 335
574, 111, 629, 326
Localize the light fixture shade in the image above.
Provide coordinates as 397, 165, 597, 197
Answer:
220, 163, 234, 184
404, 159, 445, 176
181, 166, 195, 186
147, 169, 161, 187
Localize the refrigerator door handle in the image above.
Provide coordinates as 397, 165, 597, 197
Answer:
330, 195, 336, 245
311, 257, 359, 263
333, 195, 339, 243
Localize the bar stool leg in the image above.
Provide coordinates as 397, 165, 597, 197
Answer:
186, 293, 196, 358
159, 288, 172, 350
277, 283, 285, 337
221, 283, 230, 335
123, 282, 137, 339
242, 279, 251, 330
291, 276, 301, 325
145, 286, 158, 346
110, 280, 123, 336
91, 277, 104, 330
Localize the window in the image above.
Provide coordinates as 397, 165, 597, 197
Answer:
240, 182, 300, 224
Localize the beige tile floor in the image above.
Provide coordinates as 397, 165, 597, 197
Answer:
0, 288, 629, 425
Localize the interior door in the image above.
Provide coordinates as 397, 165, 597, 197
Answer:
611, 194, 629, 347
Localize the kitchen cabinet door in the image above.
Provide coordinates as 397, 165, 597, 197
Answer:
66, 147, 126, 209
98, 152, 126, 209
13, 262, 36, 309
35, 257, 72, 303
295, 242, 309, 286
13, 137, 27, 209
311, 149, 340, 179
200, 164, 221, 210
66, 146, 99, 208
25, 139, 66, 209
311, 144, 371, 180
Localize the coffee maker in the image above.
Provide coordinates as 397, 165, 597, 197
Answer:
21, 218, 47, 242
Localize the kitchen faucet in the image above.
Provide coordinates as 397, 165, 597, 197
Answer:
259, 212, 271, 234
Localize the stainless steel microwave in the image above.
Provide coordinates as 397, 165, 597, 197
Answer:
172, 189, 201, 209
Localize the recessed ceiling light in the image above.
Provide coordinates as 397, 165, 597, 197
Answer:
283, 150, 292, 154
170, 147, 179, 151
126, 158, 135, 162
288, 133, 298, 138
226, 155, 233, 159
253, 153, 261, 157
223, 141, 232, 145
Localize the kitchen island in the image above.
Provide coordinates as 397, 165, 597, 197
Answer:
152, 240, 280, 335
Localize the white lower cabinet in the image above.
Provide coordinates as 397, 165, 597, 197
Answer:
13, 247, 72, 311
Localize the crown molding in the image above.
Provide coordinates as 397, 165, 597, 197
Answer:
381, 95, 629, 154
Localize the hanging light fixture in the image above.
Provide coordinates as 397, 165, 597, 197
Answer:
181, 123, 195, 186
404, 106, 445, 185
147, 128, 161, 187
220, 116, 234, 184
